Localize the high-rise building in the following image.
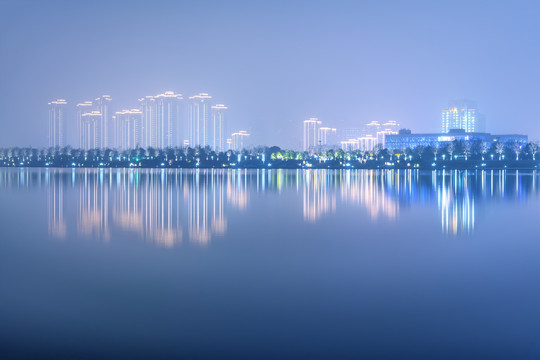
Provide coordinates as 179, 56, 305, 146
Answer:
154, 91, 183, 148
48, 99, 67, 148
339, 127, 364, 143
303, 118, 321, 152
365, 121, 381, 136
138, 96, 156, 148
231, 130, 250, 151
80, 111, 102, 150
94, 95, 112, 148
211, 104, 227, 152
114, 109, 142, 150
340, 134, 377, 152
77, 101, 93, 149
318, 127, 337, 149
442, 100, 485, 133
376, 120, 400, 148
77, 96, 112, 150
189, 93, 212, 148
340, 121, 400, 151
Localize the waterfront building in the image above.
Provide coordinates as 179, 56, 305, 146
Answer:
303, 118, 321, 152
77, 96, 112, 150
137, 91, 183, 149
442, 100, 485, 133
77, 101, 93, 149
231, 130, 250, 151
211, 104, 227, 152
340, 121, 399, 151
94, 95, 112, 148
376, 120, 400, 148
319, 127, 337, 149
365, 121, 381, 136
114, 109, 142, 150
80, 111, 103, 150
138, 96, 156, 148
48, 99, 67, 148
189, 93, 212, 148
155, 91, 183, 148
340, 134, 378, 152
385, 129, 527, 150
339, 127, 364, 143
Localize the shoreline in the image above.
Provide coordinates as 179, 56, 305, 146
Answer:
1, 162, 539, 171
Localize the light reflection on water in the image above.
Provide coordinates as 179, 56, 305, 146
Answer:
1, 168, 538, 245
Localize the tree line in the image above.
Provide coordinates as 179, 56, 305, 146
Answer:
0, 139, 538, 169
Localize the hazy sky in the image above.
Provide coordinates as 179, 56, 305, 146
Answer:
1, 0, 539, 148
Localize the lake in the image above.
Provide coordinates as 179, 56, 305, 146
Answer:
1, 168, 540, 359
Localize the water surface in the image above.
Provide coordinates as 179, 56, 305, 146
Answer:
1, 168, 540, 359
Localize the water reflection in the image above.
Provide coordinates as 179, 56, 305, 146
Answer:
0, 168, 538, 245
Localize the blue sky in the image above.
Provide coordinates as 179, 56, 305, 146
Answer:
1, 0, 539, 148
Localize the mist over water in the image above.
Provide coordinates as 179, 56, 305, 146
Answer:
2, 168, 540, 358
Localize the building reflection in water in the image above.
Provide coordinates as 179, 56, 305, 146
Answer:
0, 168, 537, 246
47, 170, 66, 239
79, 170, 110, 241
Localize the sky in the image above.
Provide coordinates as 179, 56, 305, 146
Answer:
0, 0, 539, 148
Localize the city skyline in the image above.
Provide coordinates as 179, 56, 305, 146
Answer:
47, 93, 529, 153
2, 1, 540, 149
54, 91, 249, 151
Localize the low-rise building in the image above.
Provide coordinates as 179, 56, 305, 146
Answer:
385, 129, 528, 150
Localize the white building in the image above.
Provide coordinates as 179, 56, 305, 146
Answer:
94, 95, 112, 148
138, 96, 156, 149
303, 118, 321, 152
80, 111, 102, 150
77, 101, 93, 149
189, 93, 212, 148
376, 120, 400, 148
211, 104, 227, 152
318, 127, 337, 149
231, 130, 250, 151
114, 109, 142, 150
154, 91, 183, 148
442, 100, 485, 133
48, 99, 67, 148
77, 95, 112, 150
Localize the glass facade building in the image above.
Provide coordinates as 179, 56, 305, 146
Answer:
385, 129, 528, 150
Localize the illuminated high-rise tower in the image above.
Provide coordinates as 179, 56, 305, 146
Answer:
77, 96, 112, 149
138, 96, 156, 148
155, 91, 183, 148
48, 99, 67, 148
77, 101, 93, 149
318, 127, 337, 148
94, 95, 112, 148
114, 109, 142, 150
442, 100, 485, 133
211, 104, 227, 152
80, 111, 102, 150
376, 120, 400, 148
189, 93, 212, 148
303, 118, 321, 152
231, 130, 250, 151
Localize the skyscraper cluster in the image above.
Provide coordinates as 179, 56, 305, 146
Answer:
340, 121, 400, 151
48, 92, 249, 151
303, 118, 337, 152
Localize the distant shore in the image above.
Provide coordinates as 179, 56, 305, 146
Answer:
1, 144, 539, 171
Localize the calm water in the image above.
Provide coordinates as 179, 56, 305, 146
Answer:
1, 168, 540, 359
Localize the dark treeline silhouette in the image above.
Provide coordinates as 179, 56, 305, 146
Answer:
0, 139, 538, 169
